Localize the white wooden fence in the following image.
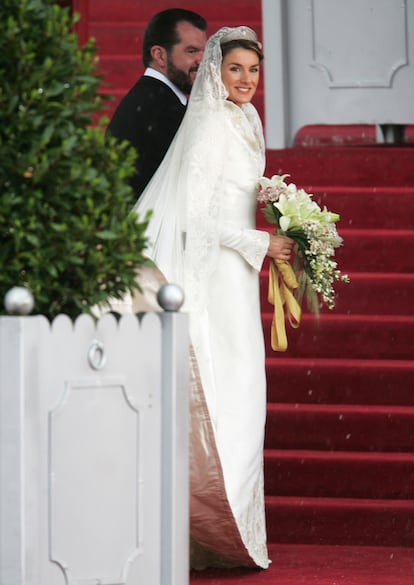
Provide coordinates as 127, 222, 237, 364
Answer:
0, 298, 189, 585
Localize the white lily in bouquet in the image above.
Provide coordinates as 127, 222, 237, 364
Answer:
258, 174, 349, 350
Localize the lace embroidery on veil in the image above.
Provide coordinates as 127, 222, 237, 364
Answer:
133, 27, 264, 314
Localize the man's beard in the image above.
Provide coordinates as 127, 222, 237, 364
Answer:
166, 58, 196, 95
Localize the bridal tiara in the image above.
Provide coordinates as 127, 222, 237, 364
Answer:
219, 26, 262, 49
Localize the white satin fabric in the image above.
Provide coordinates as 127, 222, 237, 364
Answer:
133, 27, 270, 569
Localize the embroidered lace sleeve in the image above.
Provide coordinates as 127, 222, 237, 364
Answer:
220, 227, 269, 271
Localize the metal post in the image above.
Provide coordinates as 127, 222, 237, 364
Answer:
157, 285, 189, 585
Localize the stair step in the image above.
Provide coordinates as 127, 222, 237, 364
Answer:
256, 186, 414, 231
265, 495, 414, 546
313, 186, 414, 230
295, 123, 414, 146
262, 313, 414, 360
260, 271, 414, 315
264, 450, 414, 499
336, 228, 414, 272
257, 228, 414, 273
191, 543, 414, 583
90, 22, 144, 55
89, 0, 150, 19
97, 54, 141, 93
266, 146, 414, 186
89, 0, 260, 22
295, 124, 378, 146
265, 403, 414, 452
265, 357, 414, 405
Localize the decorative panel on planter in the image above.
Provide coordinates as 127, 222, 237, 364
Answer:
0, 310, 189, 585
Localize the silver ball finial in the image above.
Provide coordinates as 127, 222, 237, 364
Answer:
156, 283, 185, 312
4, 287, 35, 315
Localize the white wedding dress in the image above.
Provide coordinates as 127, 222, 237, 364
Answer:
133, 27, 270, 569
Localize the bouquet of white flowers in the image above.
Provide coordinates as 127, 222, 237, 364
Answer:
258, 174, 349, 350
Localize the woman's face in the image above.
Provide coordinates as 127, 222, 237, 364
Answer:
221, 47, 260, 107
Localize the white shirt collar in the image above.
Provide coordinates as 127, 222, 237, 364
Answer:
144, 67, 187, 106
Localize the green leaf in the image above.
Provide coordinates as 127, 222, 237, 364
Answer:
96, 230, 118, 240
25, 233, 40, 246
261, 206, 278, 225
50, 222, 67, 232
40, 124, 54, 145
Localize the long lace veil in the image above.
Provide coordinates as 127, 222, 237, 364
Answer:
132, 27, 269, 568
132, 26, 261, 312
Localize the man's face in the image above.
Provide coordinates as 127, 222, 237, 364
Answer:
166, 21, 206, 94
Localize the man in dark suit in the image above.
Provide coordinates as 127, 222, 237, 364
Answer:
107, 9, 207, 198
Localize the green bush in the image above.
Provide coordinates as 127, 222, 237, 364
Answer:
0, 0, 150, 319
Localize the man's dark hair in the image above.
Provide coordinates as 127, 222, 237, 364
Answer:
142, 8, 207, 67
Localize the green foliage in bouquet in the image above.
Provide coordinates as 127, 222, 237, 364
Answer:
0, 0, 150, 319
258, 174, 349, 315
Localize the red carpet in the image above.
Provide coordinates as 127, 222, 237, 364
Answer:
191, 544, 414, 584
260, 144, 414, 550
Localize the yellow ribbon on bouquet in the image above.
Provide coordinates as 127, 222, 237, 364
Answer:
268, 258, 302, 352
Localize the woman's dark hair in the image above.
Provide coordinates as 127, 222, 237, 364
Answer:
221, 39, 264, 62
142, 9, 207, 67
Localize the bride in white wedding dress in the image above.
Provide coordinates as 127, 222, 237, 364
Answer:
132, 26, 293, 569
